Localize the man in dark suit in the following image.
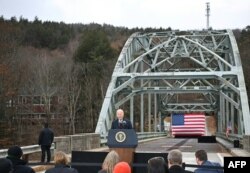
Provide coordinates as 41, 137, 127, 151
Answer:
111, 109, 132, 129
38, 122, 54, 163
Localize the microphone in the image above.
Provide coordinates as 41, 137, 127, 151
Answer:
118, 119, 126, 128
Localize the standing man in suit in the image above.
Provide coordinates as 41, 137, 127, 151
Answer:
38, 122, 54, 163
111, 109, 132, 129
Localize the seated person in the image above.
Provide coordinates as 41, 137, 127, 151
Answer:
148, 156, 168, 173
0, 158, 13, 173
167, 149, 193, 173
45, 151, 78, 173
6, 145, 35, 173
98, 150, 120, 173
194, 150, 223, 173
113, 162, 131, 173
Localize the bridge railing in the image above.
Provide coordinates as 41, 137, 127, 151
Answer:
216, 132, 243, 147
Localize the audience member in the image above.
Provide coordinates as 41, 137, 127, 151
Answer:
113, 161, 131, 173
6, 145, 35, 173
98, 150, 120, 173
194, 150, 223, 173
0, 158, 13, 173
45, 151, 78, 173
167, 149, 193, 173
148, 156, 168, 173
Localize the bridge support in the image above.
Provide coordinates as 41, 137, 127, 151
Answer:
148, 92, 152, 132
141, 94, 144, 132
154, 94, 157, 132
95, 30, 250, 139
130, 97, 134, 125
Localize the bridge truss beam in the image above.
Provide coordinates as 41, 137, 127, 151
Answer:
95, 30, 250, 137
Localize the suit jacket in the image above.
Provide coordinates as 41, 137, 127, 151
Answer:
111, 118, 132, 129
38, 127, 54, 146
169, 165, 193, 173
45, 164, 78, 173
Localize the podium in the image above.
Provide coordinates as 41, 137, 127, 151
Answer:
107, 129, 138, 164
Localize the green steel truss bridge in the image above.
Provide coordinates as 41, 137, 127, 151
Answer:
95, 30, 250, 139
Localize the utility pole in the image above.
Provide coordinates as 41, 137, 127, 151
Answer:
206, 2, 210, 30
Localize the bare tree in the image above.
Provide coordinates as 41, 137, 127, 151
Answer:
62, 58, 82, 134
27, 53, 62, 123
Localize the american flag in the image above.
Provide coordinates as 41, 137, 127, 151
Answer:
171, 113, 206, 136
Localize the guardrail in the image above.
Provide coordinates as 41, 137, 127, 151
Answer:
216, 132, 242, 141
137, 132, 167, 140
216, 132, 242, 147
0, 143, 55, 159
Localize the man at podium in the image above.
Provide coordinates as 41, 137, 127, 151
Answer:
111, 109, 132, 129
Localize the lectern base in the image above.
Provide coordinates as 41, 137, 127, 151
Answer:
110, 148, 135, 164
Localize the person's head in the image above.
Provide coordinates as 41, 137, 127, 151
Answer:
167, 149, 182, 168
148, 157, 168, 173
195, 150, 208, 165
54, 151, 69, 165
113, 161, 131, 173
44, 122, 49, 128
102, 150, 120, 173
116, 109, 124, 120
7, 146, 23, 159
0, 158, 13, 173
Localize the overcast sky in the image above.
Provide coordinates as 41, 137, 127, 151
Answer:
0, 0, 249, 30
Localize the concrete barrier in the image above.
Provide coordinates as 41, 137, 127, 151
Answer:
54, 136, 71, 154
243, 135, 250, 152
54, 133, 100, 154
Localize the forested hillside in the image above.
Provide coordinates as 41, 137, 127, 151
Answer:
0, 17, 170, 147
236, 26, 250, 98
0, 16, 249, 147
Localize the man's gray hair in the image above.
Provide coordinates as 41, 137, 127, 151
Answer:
167, 149, 182, 165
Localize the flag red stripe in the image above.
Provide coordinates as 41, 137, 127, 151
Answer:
184, 122, 205, 124
172, 129, 205, 132
172, 132, 205, 135
172, 113, 206, 136
185, 119, 205, 122
172, 125, 205, 128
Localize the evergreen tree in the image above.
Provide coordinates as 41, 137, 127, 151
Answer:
74, 29, 115, 63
